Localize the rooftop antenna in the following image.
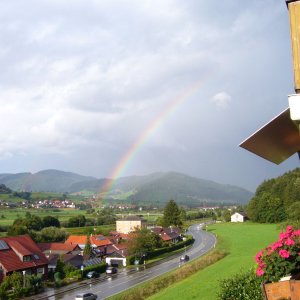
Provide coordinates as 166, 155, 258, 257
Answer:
240, 1, 300, 164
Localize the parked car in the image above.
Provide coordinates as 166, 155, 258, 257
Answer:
180, 254, 190, 262
106, 266, 118, 274
86, 271, 100, 279
75, 293, 97, 300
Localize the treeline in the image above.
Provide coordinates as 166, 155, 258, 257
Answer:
247, 168, 300, 223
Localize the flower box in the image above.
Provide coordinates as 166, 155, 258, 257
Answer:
262, 280, 300, 300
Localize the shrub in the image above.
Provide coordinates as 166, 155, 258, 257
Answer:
217, 268, 264, 300
255, 225, 300, 282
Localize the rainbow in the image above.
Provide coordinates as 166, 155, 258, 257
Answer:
100, 77, 209, 198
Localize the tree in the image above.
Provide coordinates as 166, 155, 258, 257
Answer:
162, 199, 182, 227
7, 225, 29, 236
55, 256, 65, 280
83, 235, 92, 257
0, 184, 11, 194
32, 227, 68, 243
287, 201, 300, 221
67, 215, 86, 227
223, 210, 231, 222
25, 215, 43, 231
128, 228, 162, 257
42, 216, 60, 228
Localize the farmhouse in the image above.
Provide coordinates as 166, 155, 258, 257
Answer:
231, 212, 248, 223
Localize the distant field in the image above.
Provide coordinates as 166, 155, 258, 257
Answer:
0, 208, 89, 226
148, 222, 280, 300
67, 224, 115, 235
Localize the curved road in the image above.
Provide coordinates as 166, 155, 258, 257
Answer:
32, 224, 216, 300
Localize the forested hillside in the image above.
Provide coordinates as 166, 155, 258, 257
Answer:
247, 168, 300, 223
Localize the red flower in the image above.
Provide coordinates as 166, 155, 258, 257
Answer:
256, 267, 264, 276
279, 249, 290, 258
285, 238, 295, 246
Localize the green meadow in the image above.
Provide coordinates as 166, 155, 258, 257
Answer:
148, 222, 280, 300
0, 208, 88, 226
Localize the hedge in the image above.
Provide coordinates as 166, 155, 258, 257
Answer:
82, 262, 107, 277
127, 235, 194, 265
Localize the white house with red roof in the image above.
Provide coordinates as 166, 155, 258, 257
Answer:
0, 235, 48, 282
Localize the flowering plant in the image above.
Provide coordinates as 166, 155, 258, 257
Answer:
255, 225, 300, 283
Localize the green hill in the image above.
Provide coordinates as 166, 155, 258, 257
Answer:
0, 170, 253, 206
113, 172, 252, 206
0, 169, 96, 193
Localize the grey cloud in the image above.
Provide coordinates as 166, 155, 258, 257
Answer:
0, 0, 296, 191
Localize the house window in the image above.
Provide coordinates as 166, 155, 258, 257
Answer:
37, 267, 44, 274
23, 255, 32, 262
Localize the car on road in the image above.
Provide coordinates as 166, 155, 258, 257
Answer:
106, 266, 118, 274
75, 292, 97, 300
180, 254, 190, 262
86, 271, 100, 279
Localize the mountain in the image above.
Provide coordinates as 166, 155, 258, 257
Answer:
0, 169, 96, 193
0, 170, 253, 205
112, 172, 253, 206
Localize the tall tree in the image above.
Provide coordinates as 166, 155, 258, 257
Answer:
83, 235, 92, 257
128, 228, 161, 256
162, 199, 182, 227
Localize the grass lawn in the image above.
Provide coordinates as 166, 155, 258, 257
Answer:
148, 222, 280, 300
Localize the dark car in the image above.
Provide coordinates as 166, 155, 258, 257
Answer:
86, 271, 100, 279
75, 293, 97, 300
180, 254, 190, 262
106, 266, 118, 275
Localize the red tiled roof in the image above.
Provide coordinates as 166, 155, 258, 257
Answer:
161, 233, 172, 241
90, 235, 112, 247
65, 235, 87, 245
109, 232, 129, 239
38, 242, 79, 252
0, 235, 48, 273
65, 235, 112, 247
9, 240, 32, 256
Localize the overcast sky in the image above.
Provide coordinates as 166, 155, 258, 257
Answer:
0, 0, 297, 192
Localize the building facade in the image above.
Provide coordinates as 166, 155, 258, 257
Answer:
116, 216, 147, 234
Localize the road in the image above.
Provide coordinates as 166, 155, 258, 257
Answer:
31, 223, 216, 300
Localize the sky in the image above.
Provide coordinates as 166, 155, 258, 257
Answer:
0, 0, 298, 192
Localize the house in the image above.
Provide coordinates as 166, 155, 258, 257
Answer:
116, 216, 147, 234
65, 234, 112, 255
231, 212, 248, 223
48, 254, 83, 272
38, 242, 81, 257
105, 244, 129, 267
151, 227, 182, 243
0, 235, 48, 282
47, 254, 102, 272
